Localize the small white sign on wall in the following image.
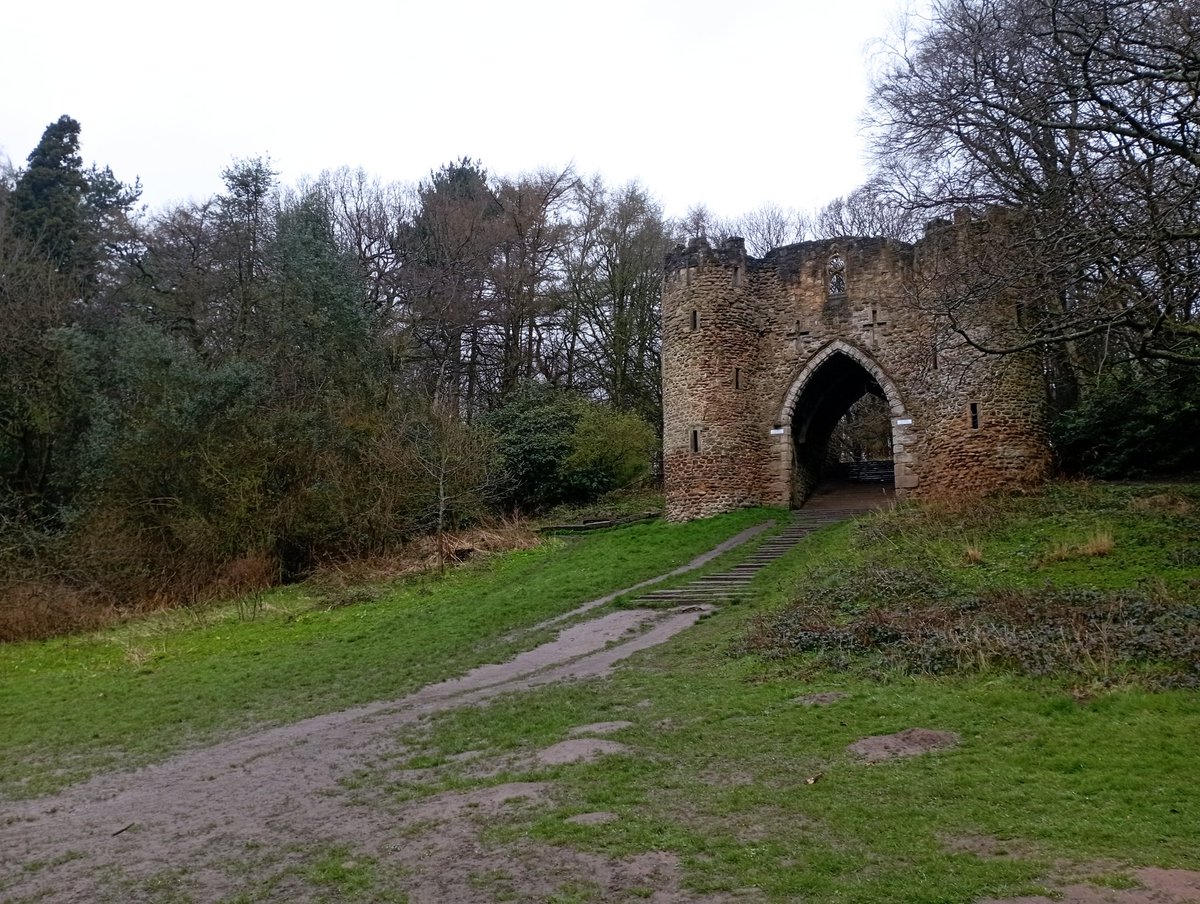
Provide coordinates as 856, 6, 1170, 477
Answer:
769, 427, 786, 435
894, 417, 913, 426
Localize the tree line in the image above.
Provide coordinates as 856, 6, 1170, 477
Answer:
0, 110, 894, 640
0, 121, 697, 637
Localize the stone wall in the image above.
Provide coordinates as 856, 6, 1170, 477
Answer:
661, 238, 766, 519
661, 226, 1053, 521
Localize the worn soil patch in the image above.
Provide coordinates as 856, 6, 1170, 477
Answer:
943, 832, 1037, 860
383, 785, 739, 902
979, 867, 1200, 904
698, 768, 755, 787
793, 691, 850, 707
847, 727, 961, 763
536, 738, 631, 766
569, 720, 635, 735
566, 811, 621, 826
399, 781, 553, 821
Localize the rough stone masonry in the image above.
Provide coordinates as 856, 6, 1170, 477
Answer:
661, 218, 1053, 521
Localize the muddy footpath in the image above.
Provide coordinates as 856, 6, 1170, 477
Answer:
0, 528, 769, 903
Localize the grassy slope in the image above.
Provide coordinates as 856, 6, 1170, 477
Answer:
378, 483, 1200, 903
859, 481, 1200, 594
4, 483, 1198, 903
0, 507, 773, 798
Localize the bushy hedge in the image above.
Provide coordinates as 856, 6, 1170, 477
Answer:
1054, 364, 1200, 478
483, 383, 657, 512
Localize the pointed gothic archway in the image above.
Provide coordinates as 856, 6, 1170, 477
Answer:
774, 340, 914, 507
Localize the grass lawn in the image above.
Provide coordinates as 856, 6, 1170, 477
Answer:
0, 507, 774, 798
365, 482, 1200, 903
3, 481, 1198, 903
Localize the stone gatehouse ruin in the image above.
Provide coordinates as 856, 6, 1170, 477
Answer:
661, 224, 1054, 521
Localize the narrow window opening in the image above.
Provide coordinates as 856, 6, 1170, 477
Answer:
931, 344, 939, 370
1015, 303, 1026, 328
827, 250, 846, 294
734, 367, 742, 390
969, 402, 980, 429
690, 428, 701, 454
690, 309, 698, 331
732, 266, 742, 287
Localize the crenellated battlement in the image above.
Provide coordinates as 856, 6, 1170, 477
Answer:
664, 235, 747, 275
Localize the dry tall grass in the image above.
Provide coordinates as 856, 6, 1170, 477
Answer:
1, 519, 542, 643
1042, 528, 1115, 563
1131, 493, 1195, 516
309, 519, 540, 592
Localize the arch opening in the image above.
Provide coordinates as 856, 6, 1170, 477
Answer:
780, 346, 904, 508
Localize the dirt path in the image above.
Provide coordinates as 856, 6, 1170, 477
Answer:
0, 524, 773, 904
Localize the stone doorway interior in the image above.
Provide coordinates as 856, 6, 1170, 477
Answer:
787, 350, 898, 507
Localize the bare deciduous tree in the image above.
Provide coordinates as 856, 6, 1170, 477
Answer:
815, 179, 917, 241
555, 177, 668, 423
726, 203, 812, 256
409, 405, 498, 573
867, 0, 1200, 369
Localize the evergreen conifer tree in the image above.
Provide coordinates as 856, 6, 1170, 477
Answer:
9, 115, 88, 271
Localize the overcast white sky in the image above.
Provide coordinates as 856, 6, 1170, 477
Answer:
2, 0, 911, 221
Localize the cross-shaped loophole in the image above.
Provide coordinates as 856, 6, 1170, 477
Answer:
861, 308, 888, 342
786, 320, 811, 339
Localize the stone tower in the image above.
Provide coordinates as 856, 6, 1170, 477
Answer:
661, 222, 1053, 521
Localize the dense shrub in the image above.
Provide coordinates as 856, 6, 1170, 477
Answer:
566, 406, 657, 493
1054, 365, 1200, 478
484, 383, 656, 512
746, 566, 1200, 688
